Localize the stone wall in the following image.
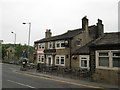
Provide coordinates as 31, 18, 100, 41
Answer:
93, 68, 120, 85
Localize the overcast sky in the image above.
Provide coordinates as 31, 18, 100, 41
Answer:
0, 0, 119, 46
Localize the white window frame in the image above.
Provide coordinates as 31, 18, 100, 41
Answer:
48, 42, 53, 49
55, 56, 60, 65
46, 55, 53, 66
38, 43, 45, 49
79, 55, 89, 69
38, 55, 41, 63
60, 56, 65, 66
112, 51, 120, 68
55, 55, 65, 66
37, 55, 44, 63
96, 50, 120, 70
55, 40, 65, 49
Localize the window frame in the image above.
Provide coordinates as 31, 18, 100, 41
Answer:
56, 40, 65, 49
48, 42, 53, 49
37, 55, 44, 63
55, 55, 65, 66
79, 55, 89, 69
96, 50, 120, 70
112, 51, 120, 68
38, 43, 45, 49
76, 39, 82, 46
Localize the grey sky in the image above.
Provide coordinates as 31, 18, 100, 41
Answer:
1, 0, 119, 46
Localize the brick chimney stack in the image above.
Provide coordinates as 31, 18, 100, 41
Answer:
45, 29, 52, 38
82, 16, 88, 32
96, 19, 104, 38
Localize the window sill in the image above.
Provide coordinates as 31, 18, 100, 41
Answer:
96, 66, 119, 70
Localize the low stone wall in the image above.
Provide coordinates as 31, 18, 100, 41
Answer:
93, 68, 120, 85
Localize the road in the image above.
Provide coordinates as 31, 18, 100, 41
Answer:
2, 63, 118, 89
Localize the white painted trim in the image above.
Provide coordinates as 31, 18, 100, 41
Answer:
46, 55, 53, 65
96, 50, 120, 70
79, 55, 90, 70
37, 55, 44, 64
55, 55, 65, 66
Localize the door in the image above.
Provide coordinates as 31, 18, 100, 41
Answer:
47, 55, 53, 66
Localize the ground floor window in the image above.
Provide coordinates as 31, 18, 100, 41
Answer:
112, 51, 120, 67
96, 50, 120, 69
79, 55, 89, 69
37, 55, 44, 63
55, 55, 65, 66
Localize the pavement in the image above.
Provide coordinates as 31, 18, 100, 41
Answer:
15, 67, 119, 89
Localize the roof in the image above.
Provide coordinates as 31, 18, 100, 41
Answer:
72, 40, 94, 55
34, 25, 96, 43
90, 32, 120, 46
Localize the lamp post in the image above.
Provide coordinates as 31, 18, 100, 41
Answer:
22, 22, 31, 62
11, 32, 16, 64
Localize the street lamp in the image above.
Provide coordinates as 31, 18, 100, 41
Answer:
22, 22, 31, 62
11, 32, 16, 64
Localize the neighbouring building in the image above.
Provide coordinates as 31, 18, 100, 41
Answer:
34, 16, 104, 70
5, 46, 15, 60
89, 32, 120, 85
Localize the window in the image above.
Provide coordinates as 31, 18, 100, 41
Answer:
96, 50, 120, 69
112, 52, 120, 67
56, 41, 65, 49
98, 52, 109, 67
41, 56, 44, 63
61, 41, 65, 47
76, 39, 81, 46
38, 55, 41, 62
38, 55, 44, 63
56, 41, 60, 48
81, 57, 87, 67
48, 42, 52, 49
80, 55, 89, 69
55, 55, 65, 66
38, 43, 45, 49
61, 56, 65, 65
56, 56, 59, 64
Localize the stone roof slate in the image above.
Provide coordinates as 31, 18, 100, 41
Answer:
91, 32, 120, 46
34, 25, 96, 43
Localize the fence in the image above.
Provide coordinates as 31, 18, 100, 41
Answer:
36, 63, 93, 81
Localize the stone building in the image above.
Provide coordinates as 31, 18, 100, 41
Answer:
6, 46, 15, 60
34, 16, 104, 69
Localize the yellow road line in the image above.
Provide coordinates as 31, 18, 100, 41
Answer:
13, 71, 104, 89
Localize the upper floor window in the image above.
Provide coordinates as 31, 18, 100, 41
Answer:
48, 42, 53, 49
76, 39, 82, 46
38, 43, 45, 49
56, 40, 65, 49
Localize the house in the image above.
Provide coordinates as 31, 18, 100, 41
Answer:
34, 16, 104, 70
89, 32, 120, 85
6, 46, 15, 60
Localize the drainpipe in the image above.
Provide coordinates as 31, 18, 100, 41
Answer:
69, 38, 72, 70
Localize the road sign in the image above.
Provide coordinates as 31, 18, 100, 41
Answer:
22, 53, 25, 57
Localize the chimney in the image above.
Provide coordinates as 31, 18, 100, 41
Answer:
45, 29, 52, 38
96, 19, 104, 37
82, 16, 88, 32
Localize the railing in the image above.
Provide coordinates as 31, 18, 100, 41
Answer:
36, 63, 91, 80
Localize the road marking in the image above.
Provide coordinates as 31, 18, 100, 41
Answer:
7, 80, 36, 88
13, 71, 104, 89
